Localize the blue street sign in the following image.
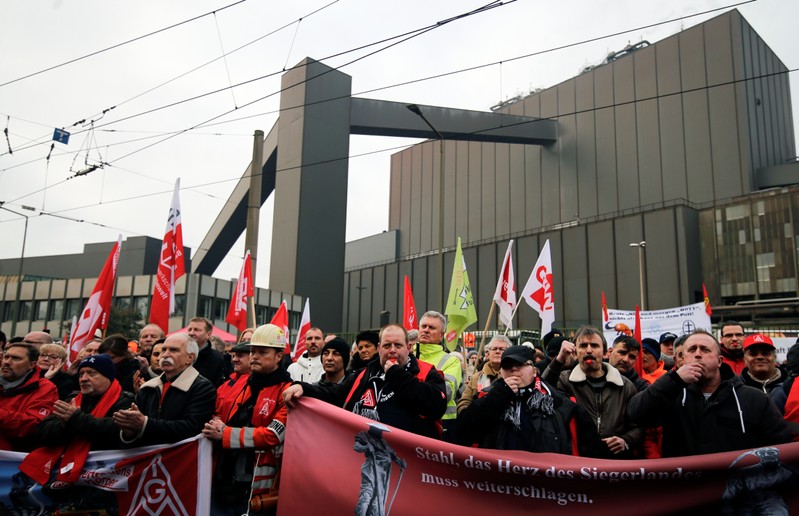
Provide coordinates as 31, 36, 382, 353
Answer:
53, 128, 70, 144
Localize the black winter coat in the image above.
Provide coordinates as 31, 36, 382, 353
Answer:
628, 364, 792, 457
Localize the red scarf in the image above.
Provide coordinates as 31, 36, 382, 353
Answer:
20, 380, 123, 485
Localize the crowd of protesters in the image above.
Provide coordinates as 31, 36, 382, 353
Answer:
2, 316, 799, 514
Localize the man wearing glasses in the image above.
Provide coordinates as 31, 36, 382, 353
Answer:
456, 335, 511, 414
720, 321, 746, 375
458, 345, 576, 453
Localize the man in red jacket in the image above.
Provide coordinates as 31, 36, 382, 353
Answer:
0, 343, 58, 451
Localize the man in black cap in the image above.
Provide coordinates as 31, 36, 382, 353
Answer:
659, 332, 677, 371
459, 345, 576, 453
319, 337, 350, 385
215, 341, 251, 420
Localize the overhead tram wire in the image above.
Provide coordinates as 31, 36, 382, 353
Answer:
0, 0, 765, 173
0, 0, 341, 159
3, 0, 766, 204
10, 58, 796, 223
0, 0, 247, 89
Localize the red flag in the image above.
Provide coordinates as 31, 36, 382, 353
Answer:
493, 240, 517, 328
403, 275, 418, 330
520, 239, 554, 335
150, 179, 185, 333
633, 305, 644, 376
703, 283, 712, 316
225, 251, 254, 332
292, 299, 311, 361
601, 291, 609, 323
68, 235, 122, 364
270, 300, 292, 355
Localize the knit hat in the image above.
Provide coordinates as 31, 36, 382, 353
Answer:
250, 324, 287, 349
546, 336, 567, 358
641, 338, 661, 361
322, 337, 351, 370
542, 328, 563, 347
78, 354, 116, 382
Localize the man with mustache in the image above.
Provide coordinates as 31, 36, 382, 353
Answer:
113, 332, 216, 446
542, 325, 641, 459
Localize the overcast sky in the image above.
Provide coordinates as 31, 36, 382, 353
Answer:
1, 0, 796, 287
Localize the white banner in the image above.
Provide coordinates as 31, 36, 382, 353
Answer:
603, 302, 712, 346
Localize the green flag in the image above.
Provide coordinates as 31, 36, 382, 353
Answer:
444, 237, 478, 351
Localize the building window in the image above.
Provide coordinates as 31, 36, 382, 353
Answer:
116, 297, 131, 310
134, 296, 149, 319
198, 297, 213, 319
173, 295, 186, 317
213, 299, 227, 321
34, 300, 48, 321
48, 299, 64, 321
18, 301, 32, 321
65, 299, 83, 320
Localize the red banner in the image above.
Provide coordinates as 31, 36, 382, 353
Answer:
403, 275, 418, 331
150, 178, 185, 333
68, 235, 121, 363
226, 250, 253, 332
0, 436, 211, 515
280, 398, 799, 515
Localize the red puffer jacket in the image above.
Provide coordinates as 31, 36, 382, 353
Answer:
0, 370, 58, 451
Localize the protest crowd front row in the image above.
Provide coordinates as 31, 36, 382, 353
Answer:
2, 313, 799, 514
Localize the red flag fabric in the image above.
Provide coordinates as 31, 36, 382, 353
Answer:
492, 240, 516, 328
68, 235, 122, 364
601, 291, 609, 323
270, 300, 292, 355
633, 304, 644, 376
292, 299, 311, 361
703, 283, 712, 316
403, 276, 418, 330
520, 239, 555, 335
150, 178, 185, 333
225, 251, 254, 332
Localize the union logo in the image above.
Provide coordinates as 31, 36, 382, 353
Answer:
129, 454, 189, 516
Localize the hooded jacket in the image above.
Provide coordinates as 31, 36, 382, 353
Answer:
628, 364, 792, 457
287, 353, 323, 383
0, 370, 58, 451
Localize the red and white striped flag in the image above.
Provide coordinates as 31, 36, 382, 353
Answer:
493, 240, 516, 328
69, 235, 122, 364
225, 251, 253, 332
520, 239, 555, 336
403, 275, 418, 330
150, 179, 185, 333
292, 299, 311, 361
270, 300, 292, 356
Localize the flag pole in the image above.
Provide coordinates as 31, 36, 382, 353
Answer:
249, 296, 257, 329
476, 302, 496, 358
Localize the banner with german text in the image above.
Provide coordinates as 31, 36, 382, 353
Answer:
603, 302, 712, 347
0, 435, 211, 515
279, 398, 799, 515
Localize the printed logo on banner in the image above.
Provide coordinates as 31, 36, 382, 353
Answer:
128, 454, 189, 516
682, 321, 696, 334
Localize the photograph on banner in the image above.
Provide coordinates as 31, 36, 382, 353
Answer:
279, 398, 799, 515
603, 302, 712, 346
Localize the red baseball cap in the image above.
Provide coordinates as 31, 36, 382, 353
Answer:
743, 333, 774, 350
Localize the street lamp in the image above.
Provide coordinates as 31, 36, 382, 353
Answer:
0, 203, 34, 337
406, 104, 445, 310
629, 241, 646, 310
